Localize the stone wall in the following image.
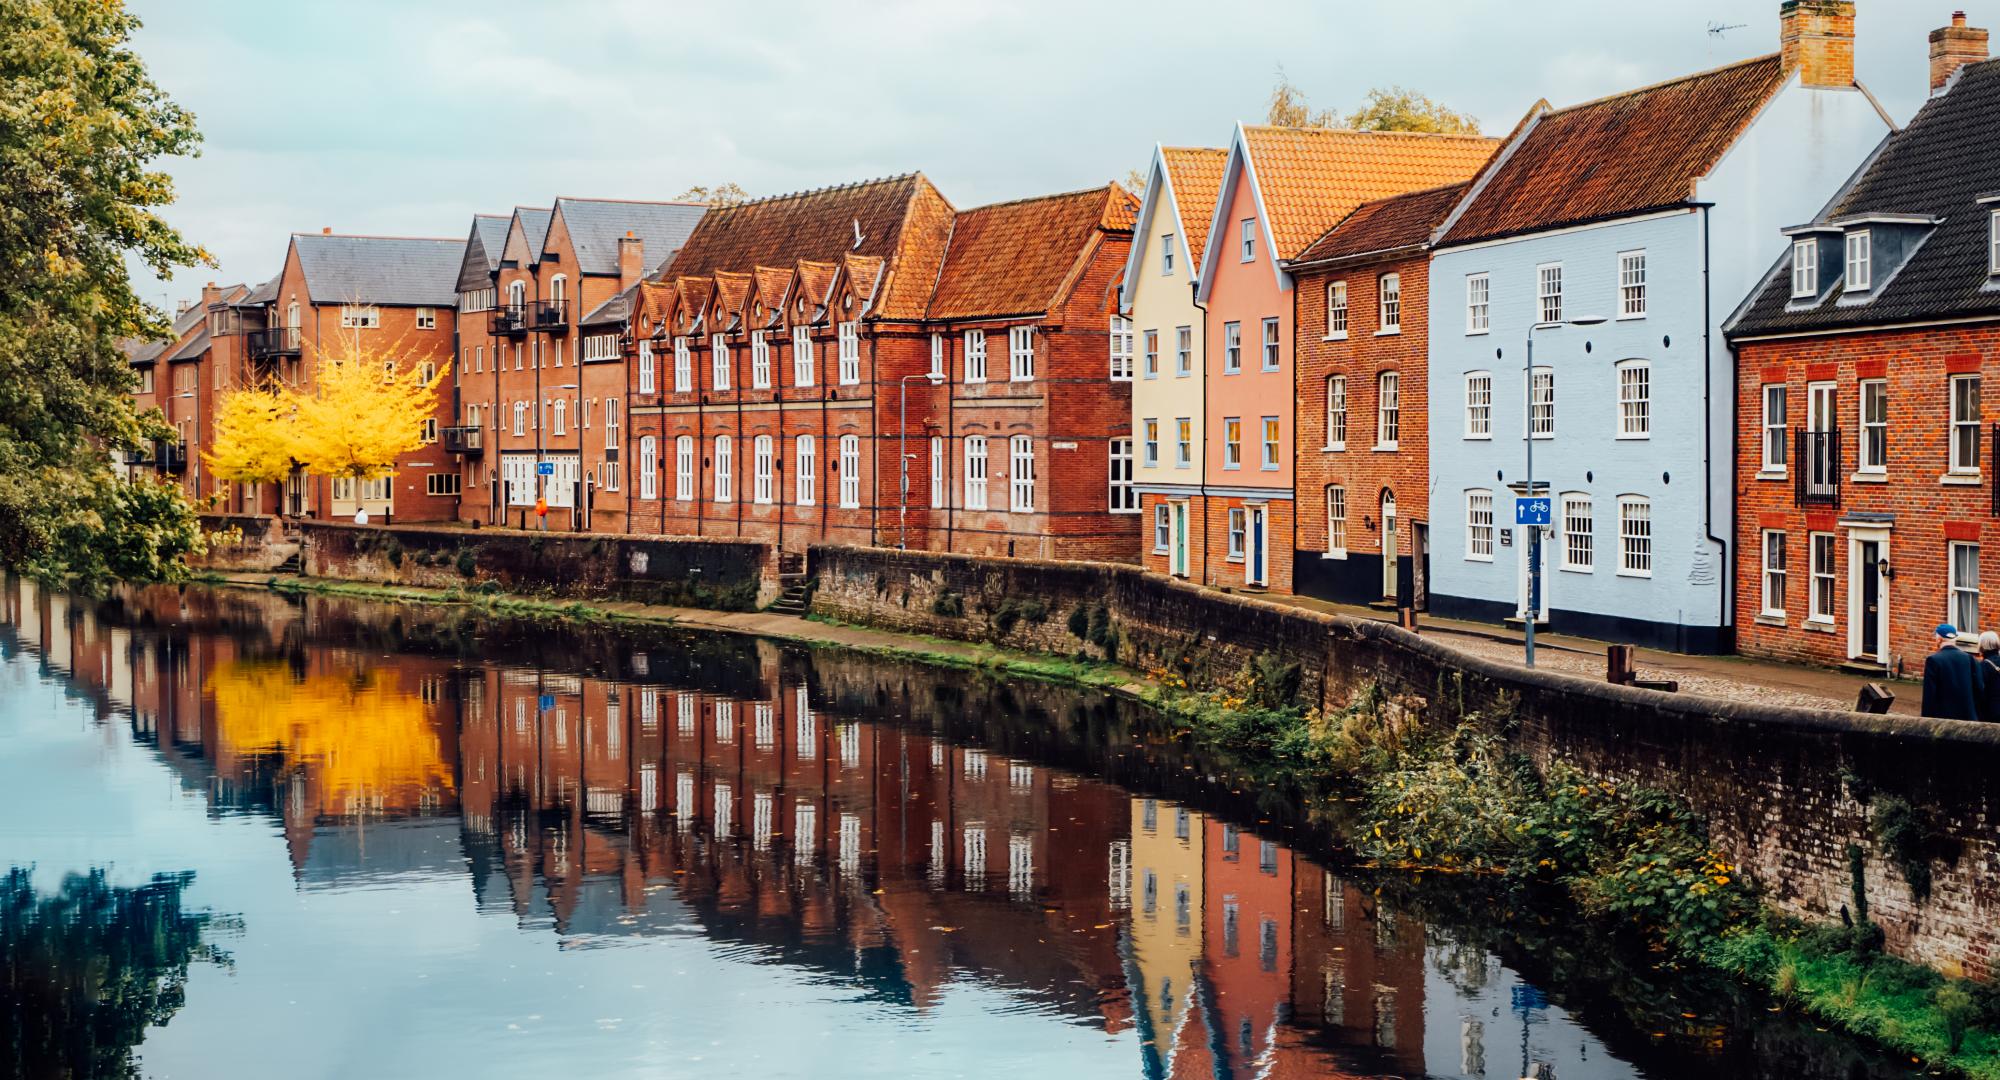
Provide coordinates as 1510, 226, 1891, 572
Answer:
301, 523, 777, 610
809, 544, 2000, 981
193, 514, 297, 573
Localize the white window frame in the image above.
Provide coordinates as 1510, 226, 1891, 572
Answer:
1174, 418, 1192, 469
673, 337, 692, 392
639, 436, 658, 500
1465, 273, 1489, 334
551, 398, 567, 435
415, 307, 436, 330
928, 333, 944, 379
838, 434, 861, 508
964, 329, 987, 383
1375, 371, 1399, 450
1325, 375, 1347, 451
1617, 250, 1647, 318
1991, 210, 2000, 276
1153, 504, 1171, 553
1222, 417, 1242, 470
1464, 371, 1492, 439
1951, 373, 1982, 475
637, 339, 655, 394
1466, 490, 1494, 561
340, 304, 380, 329
1009, 326, 1035, 382
1109, 316, 1133, 381
753, 434, 774, 504
1377, 273, 1401, 334
1617, 496, 1652, 578
1009, 435, 1035, 512
713, 434, 733, 502
1762, 384, 1788, 473
795, 435, 816, 505
837, 321, 860, 385
1560, 493, 1593, 572
1810, 531, 1838, 623
1536, 263, 1563, 325
674, 435, 694, 501
750, 331, 771, 388
512, 401, 527, 437
1223, 322, 1241, 374
1226, 508, 1246, 560
1142, 419, 1159, 467
1761, 530, 1787, 618
1174, 326, 1193, 377
930, 435, 945, 509
1239, 217, 1256, 262
1792, 239, 1819, 299
1952, 541, 1982, 635
1617, 359, 1650, 438
1161, 234, 1175, 276
1261, 317, 1280, 370
1326, 486, 1347, 558
1857, 379, 1887, 474
965, 435, 989, 510
709, 334, 729, 391
1109, 437, 1136, 513
792, 326, 815, 386
1845, 230, 1873, 292
1260, 416, 1280, 471
1326, 281, 1349, 339
1530, 366, 1555, 439
1142, 329, 1159, 379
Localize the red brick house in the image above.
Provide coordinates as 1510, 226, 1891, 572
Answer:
1287, 181, 1467, 609
1727, 23, 1997, 674
624, 174, 1138, 560
127, 285, 246, 501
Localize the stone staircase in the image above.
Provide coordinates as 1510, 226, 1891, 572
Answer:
274, 551, 302, 575
768, 552, 809, 615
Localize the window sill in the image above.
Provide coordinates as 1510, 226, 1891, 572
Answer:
1466, 328, 1489, 337
1327, 443, 1347, 453
1616, 570, 1653, 579
1222, 368, 1241, 377
1615, 433, 1650, 441
1175, 371, 1193, 379
1464, 434, 1492, 441
1804, 618, 1838, 635
1756, 468, 1788, 481
1616, 313, 1646, 322
1559, 565, 1593, 575
1322, 551, 1346, 560
1226, 555, 1245, 564
1109, 509, 1142, 516
1940, 473, 1982, 486
1754, 614, 1786, 627
1323, 333, 1349, 342
1851, 471, 1887, 483
1372, 444, 1400, 453
1466, 555, 1495, 564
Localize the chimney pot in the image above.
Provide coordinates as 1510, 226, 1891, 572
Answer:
322, 226, 332, 235
1931, 10, 1989, 94
1779, 0, 1857, 89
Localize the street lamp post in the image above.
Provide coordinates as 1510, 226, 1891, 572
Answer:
899, 373, 945, 549
1522, 317, 1604, 668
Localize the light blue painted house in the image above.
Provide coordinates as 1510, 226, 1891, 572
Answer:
1424, 5, 1891, 652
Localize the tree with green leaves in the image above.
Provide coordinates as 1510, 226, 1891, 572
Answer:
676, 183, 752, 208
1267, 69, 1481, 135
0, 0, 209, 588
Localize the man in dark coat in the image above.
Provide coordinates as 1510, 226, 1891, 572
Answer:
1922, 623, 1983, 721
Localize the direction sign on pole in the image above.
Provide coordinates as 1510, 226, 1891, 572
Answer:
1515, 496, 1552, 526
536, 461, 555, 476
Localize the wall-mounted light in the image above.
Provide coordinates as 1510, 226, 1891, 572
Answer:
1879, 558, 1894, 580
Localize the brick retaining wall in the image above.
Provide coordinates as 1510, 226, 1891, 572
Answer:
808, 544, 2000, 980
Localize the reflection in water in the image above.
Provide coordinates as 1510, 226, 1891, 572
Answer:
0, 577, 1935, 1079
0, 868, 226, 1080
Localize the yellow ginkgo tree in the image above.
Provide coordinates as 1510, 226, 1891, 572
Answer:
204, 332, 447, 497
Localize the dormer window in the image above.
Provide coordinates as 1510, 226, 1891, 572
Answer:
1845, 230, 1872, 292
1791, 239, 1819, 298
1990, 209, 2000, 275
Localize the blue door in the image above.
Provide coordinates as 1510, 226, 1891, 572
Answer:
1249, 506, 1267, 586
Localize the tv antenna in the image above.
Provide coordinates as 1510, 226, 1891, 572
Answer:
1707, 21, 1746, 38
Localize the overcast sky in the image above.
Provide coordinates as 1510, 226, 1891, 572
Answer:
129, 0, 1983, 309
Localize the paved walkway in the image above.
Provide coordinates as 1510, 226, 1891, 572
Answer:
1256, 590, 1918, 715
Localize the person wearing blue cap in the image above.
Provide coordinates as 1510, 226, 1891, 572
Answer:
1921, 623, 1982, 721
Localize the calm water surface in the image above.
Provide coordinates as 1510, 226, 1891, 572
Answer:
0, 580, 1929, 1079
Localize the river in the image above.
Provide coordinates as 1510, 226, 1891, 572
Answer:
0, 579, 1929, 1079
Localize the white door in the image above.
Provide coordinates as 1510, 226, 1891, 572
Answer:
1381, 492, 1398, 600
1847, 531, 1890, 664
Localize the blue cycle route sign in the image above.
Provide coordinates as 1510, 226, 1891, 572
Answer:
536, 461, 555, 476
1515, 496, 1552, 526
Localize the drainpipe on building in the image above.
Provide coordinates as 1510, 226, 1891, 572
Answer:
867, 327, 879, 546
1699, 203, 1731, 646
735, 336, 745, 538
1191, 276, 1212, 587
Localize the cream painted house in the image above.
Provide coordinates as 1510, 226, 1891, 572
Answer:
1121, 145, 1224, 581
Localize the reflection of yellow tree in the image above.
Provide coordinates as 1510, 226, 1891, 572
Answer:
206, 660, 454, 814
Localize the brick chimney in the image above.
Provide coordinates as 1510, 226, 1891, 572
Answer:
1930, 11, 1989, 94
1779, 0, 1857, 89
200, 282, 221, 309
321, 226, 332, 235
618, 231, 645, 291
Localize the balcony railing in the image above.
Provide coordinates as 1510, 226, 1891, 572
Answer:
528, 298, 569, 334
443, 425, 483, 456
124, 445, 154, 466
159, 442, 188, 475
490, 303, 529, 337
1795, 429, 1839, 508
245, 326, 302, 359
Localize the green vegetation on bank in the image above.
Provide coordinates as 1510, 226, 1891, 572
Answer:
1147, 659, 2000, 1078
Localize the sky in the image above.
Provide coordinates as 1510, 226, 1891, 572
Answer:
127, 0, 1981, 309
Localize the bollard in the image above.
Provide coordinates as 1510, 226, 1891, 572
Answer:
1606, 643, 1636, 685
1397, 606, 1418, 631
1856, 682, 1895, 714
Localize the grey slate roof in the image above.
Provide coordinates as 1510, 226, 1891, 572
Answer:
165, 326, 210, 363
1731, 57, 2000, 337
579, 283, 639, 328
457, 213, 510, 292
293, 233, 464, 307
124, 339, 166, 365
515, 207, 553, 265
551, 197, 708, 276
240, 276, 279, 306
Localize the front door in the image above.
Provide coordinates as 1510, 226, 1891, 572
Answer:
1850, 536, 1887, 662
1413, 523, 1429, 611
1248, 505, 1268, 586
1171, 502, 1189, 577
1381, 493, 1398, 600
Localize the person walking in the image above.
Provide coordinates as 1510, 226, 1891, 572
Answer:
1978, 631, 2000, 722
1921, 624, 1982, 721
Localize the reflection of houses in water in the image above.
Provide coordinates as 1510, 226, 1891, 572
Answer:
3, 577, 1439, 1076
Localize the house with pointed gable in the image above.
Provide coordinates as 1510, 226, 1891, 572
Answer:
1192, 124, 1497, 593
1727, 15, 1999, 672
1123, 146, 1226, 581
1425, 0, 1892, 653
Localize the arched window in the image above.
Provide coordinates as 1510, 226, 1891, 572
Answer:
1326, 486, 1347, 557
795, 435, 816, 505
549, 274, 566, 303
508, 280, 525, 307
1375, 370, 1399, 449
1616, 359, 1651, 438
838, 435, 861, 508
674, 435, 694, 501
1325, 375, 1347, 450
753, 435, 774, 504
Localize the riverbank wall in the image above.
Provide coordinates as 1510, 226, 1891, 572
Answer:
807, 544, 2000, 981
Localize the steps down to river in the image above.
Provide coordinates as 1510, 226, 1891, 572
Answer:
767, 552, 808, 615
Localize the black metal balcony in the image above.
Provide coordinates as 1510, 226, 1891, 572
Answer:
124, 444, 154, 466
245, 326, 302, 359
490, 303, 529, 337
443, 425, 483, 456
528, 298, 569, 334
158, 441, 188, 475
1794, 429, 1839, 508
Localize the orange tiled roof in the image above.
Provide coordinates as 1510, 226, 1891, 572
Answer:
1240, 126, 1498, 259
1159, 147, 1226, 266
671, 276, 713, 332
710, 270, 751, 322
787, 260, 837, 319
1443, 53, 1789, 245
750, 265, 792, 324
841, 253, 886, 304
1293, 181, 1470, 265
927, 184, 1137, 320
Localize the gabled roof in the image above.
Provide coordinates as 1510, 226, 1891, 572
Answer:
240, 276, 278, 307
784, 260, 838, 322
549, 198, 708, 276
928, 185, 1137, 320
1732, 57, 2000, 337
293, 233, 463, 307
662, 174, 956, 320
1160, 147, 1227, 269
1442, 54, 1790, 247
165, 326, 210, 363
710, 270, 752, 328
457, 213, 510, 292
579, 284, 639, 328
750, 265, 792, 326
1291, 181, 1470, 267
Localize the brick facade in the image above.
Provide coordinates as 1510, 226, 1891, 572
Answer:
1734, 323, 2000, 673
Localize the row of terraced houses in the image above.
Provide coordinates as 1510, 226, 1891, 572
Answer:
132, 3, 2000, 676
